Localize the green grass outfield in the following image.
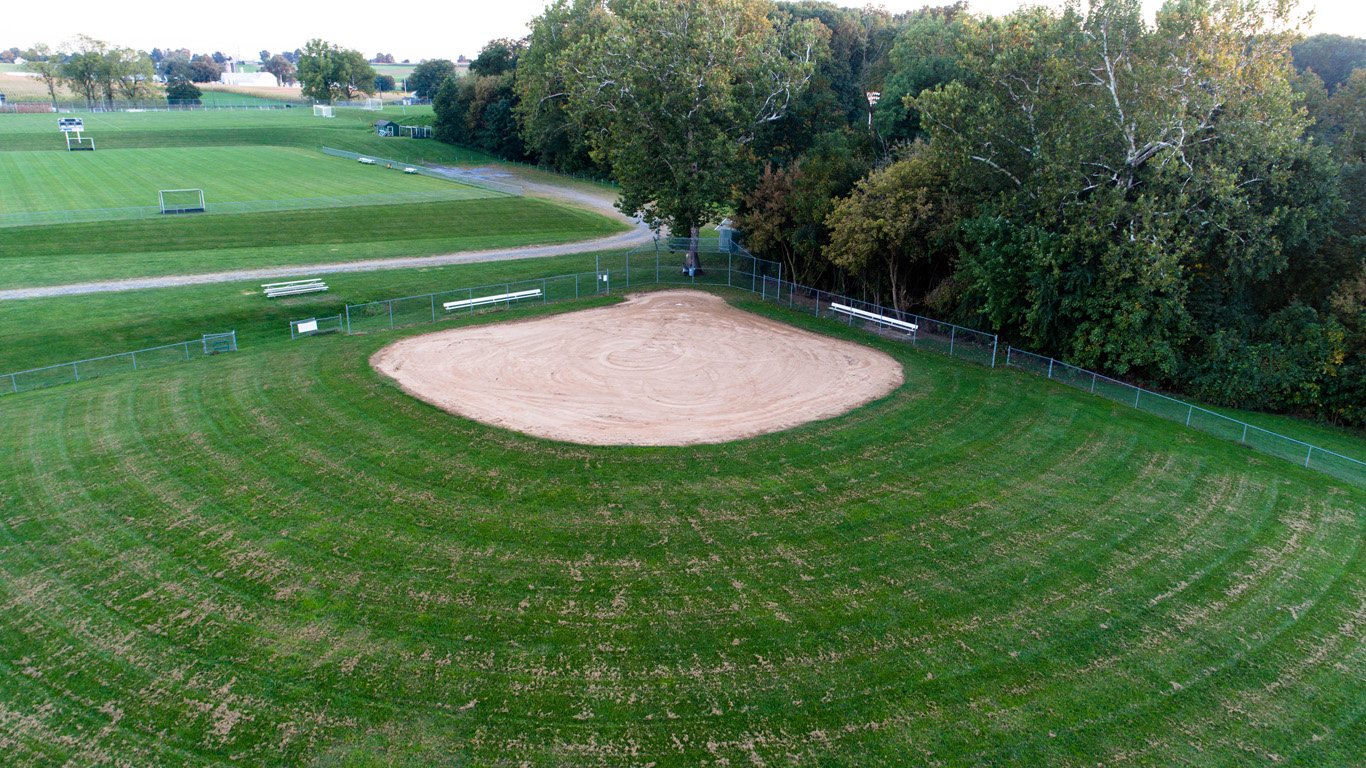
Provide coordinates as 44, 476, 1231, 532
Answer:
0, 262, 1361, 766
0, 146, 494, 215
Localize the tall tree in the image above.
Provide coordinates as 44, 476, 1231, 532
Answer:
408, 58, 456, 99
22, 43, 64, 105
262, 54, 296, 86
61, 36, 108, 106
515, 0, 609, 172
560, 0, 822, 270
919, 0, 1328, 377
297, 39, 376, 102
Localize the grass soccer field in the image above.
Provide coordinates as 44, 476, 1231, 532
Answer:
0, 261, 1361, 766
0, 146, 495, 215
0, 108, 628, 288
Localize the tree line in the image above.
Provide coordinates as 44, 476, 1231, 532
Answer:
425, 0, 1365, 427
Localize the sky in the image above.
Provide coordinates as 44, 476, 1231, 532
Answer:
7, 0, 1365, 62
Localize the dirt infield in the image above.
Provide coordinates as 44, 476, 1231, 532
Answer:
371, 290, 904, 445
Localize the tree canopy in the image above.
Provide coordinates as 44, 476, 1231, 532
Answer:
297, 39, 376, 102
554, 0, 823, 265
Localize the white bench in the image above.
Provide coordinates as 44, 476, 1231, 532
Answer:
403, 167, 418, 174
443, 288, 542, 312
829, 303, 918, 335
358, 157, 376, 165
263, 279, 329, 298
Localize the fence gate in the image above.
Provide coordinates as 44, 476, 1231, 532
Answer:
202, 332, 237, 354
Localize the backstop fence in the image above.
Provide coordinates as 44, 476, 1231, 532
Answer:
0, 332, 238, 398
313, 237, 1364, 487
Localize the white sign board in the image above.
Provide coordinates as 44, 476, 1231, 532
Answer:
297, 320, 319, 334
58, 118, 84, 133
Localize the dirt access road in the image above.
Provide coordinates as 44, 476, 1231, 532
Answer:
0, 165, 654, 302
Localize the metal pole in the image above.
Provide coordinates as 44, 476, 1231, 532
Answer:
1091, 372, 1097, 393
430, 294, 436, 323
184, 342, 190, 360
1186, 404, 1193, 426
1047, 358, 1053, 379
576, 273, 580, 298
950, 327, 957, 357
345, 305, 352, 334
728, 250, 733, 288
468, 288, 474, 313
991, 336, 998, 368
1006, 346, 1013, 366
72, 362, 79, 382
388, 301, 394, 329
131, 351, 138, 371
543, 278, 548, 303
10, 373, 16, 394
1241, 423, 1248, 443
1305, 446, 1313, 468
1134, 388, 1141, 408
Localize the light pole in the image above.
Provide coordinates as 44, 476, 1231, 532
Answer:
865, 91, 880, 129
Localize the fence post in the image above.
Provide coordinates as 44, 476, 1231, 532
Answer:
991, 336, 998, 368
1006, 346, 1013, 366
728, 250, 733, 288
1185, 404, 1193, 426
1134, 388, 1141, 408
72, 362, 80, 382
576, 273, 580, 299
1304, 446, 1313, 468
345, 304, 352, 335
388, 301, 394, 330
543, 278, 548, 303
1047, 358, 1054, 379
468, 287, 475, 313
430, 294, 436, 323
1090, 372, 1097, 393
9, 373, 16, 394
131, 351, 138, 371
1241, 423, 1248, 443
950, 327, 957, 357
184, 342, 190, 360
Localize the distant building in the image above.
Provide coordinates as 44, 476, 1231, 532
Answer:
374, 120, 400, 137
455, 56, 471, 77
221, 72, 280, 87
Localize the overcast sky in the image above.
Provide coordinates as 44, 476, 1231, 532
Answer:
9, 1, 1364, 62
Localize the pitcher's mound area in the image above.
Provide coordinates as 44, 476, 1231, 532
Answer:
371, 290, 903, 446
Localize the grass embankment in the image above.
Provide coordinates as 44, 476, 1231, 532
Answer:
0, 271, 1360, 766
0, 199, 626, 289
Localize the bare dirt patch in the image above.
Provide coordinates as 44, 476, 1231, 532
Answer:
370, 290, 904, 446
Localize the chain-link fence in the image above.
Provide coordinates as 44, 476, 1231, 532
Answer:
0, 332, 238, 398
311, 239, 1363, 487
1005, 347, 1366, 487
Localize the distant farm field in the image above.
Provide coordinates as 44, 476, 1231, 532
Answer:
0, 146, 494, 215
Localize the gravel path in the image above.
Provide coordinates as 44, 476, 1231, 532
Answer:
0, 167, 654, 302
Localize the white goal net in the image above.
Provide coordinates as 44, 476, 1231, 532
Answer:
159, 189, 206, 214
313, 104, 334, 118
362, 98, 383, 111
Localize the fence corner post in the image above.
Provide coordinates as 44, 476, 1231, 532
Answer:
990, 336, 998, 368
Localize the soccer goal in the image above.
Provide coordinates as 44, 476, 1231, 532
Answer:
159, 189, 206, 214
362, 98, 383, 111
65, 134, 95, 151
313, 104, 334, 118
